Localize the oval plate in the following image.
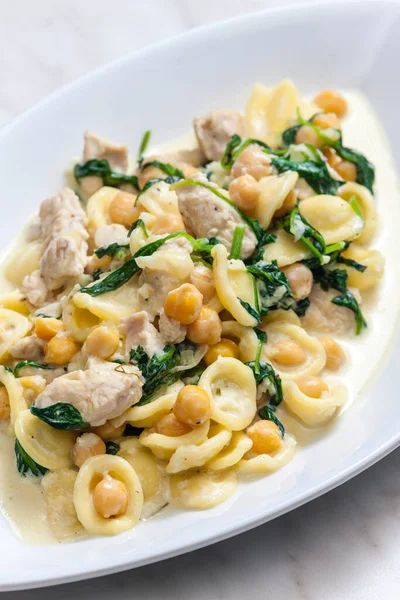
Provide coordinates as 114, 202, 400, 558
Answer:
1, 0, 400, 590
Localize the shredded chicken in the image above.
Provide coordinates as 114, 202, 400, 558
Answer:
176, 174, 257, 259
158, 309, 186, 344
34, 358, 142, 426
22, 270, 50, 307
83, 131, 129, 173
301, 285, 358, 335
9, 335, 46, 361
119, 311, 165, 359
193, 110, 245, 161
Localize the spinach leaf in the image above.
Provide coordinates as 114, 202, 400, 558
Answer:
271, 155, 342, 195
281, 125, 301, 146
283, 206, 326, 263
31, 403, 89, 430
13, 361, 56, 378
220, 135, 271, 169
238, 298, 261, 323
137, 130, 151, 167
292, 297, 310, 317
247, 360, 283, 407
123, 424, 144, 437
254, 328, 267, 343
127, 218, 149, 238
337, 256, 367, 272
258, 405, 285, 437
131, 345, 181, 405
247, 260, 293, 315
191, 237, 221, 266
74, 159, 139, 191
140, 160, 185, 181
105, 441, 120, 455
332, 290, 367, 334
15, 439, 47, 477
230, 225, 246, 260
94, 242, 130, 259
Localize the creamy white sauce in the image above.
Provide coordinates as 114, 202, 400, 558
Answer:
0, 89, 399, 543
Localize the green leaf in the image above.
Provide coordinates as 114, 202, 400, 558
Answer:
332, 290, 367, 334
283, 206, 326, 263
123, 424, 144, 437
271, 155, 342, 196
348, 194, 363, 218
281, 125, 301, 146
247, 260, 294, 315
105, 441, 120, 455
258, 405, 285, 437
131, 345, 181, 405
74, 159, 139, 191
94, 242, 130, 259
246, 359, 283, 412
13, 361, 56, 378
137, 130, 151, 166
292, 297, 310, 317
254, 328, 267, 343
238, 298, 261, 323
127, 218, 149, 238
15, 439, 47, 477
140, 160, 185, 180
229, 225, 246, 260
220, 135, 272, 170
337, 256, 367, 272
31, 403, 89, 430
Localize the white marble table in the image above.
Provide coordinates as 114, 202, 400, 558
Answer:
2, 1, 400, 598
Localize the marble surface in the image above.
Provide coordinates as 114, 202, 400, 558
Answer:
2, 1, 400, 598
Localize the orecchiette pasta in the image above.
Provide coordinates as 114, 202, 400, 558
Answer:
261, 309, 301, 327
137, 181, 181, 217
262, 229, 311, 267
206, 431, 253, 471
73, 279, 140, 325
73, 454, 143, 535
340, 244, 384, 290
221, 321, 258, 362
170, 469, 238, 509
237, 433, 297, 474
199, 357, 257, 430
5, 241, 42, 286
86, 186, 119, 238
42, 469, 86, 541
139, 419, 210, 460
337, 182, 377, 243
0, 308, 31, 360
253, 171, 298, 229
113, 382, 184, 428
0, 366, 27, 431
299, 195, 364, 245
166, 424, 232, 474
282, 379, 347, 427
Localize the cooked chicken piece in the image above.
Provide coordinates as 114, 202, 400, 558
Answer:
193, 111, 245, 161
34, 358, 143, 426
301, 285, 359, 335
38, 188, 89, 291
158, 309, 186, 344
83, 131, 129, 173
176, 174, 257, 259
170, 148, 205, 167
17, 366, 66, 383
9, 335, 46, 361
22, 270, 50, 307
94, 224, 128, 248
119, 311, 165, 359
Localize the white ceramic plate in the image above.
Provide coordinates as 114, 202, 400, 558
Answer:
2, 0, 400, 590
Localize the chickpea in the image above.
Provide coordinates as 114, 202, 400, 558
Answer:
282, 263, 313, 300
72, 433, 106, 468
186, 306, 222, 345
138, 158, 165, 189
313, 90, 348, 118
318, 337, 345, 371
335, 160, 357, 182
189, 265, 215, 303
312, 112, 341, 130
294, 125, 321, 148
231, 144, 272, 181
34, 317, 64, 341
44, 335, 80, 365
0, 386, 10, 421
181, 163, 199, 178
85, 326, 120, 359
109, 191, 139, 227
247, 420, 282, 454
164, 283, 203, 325
298, 376, 329, 398
151, 213, 184, 235
204, 338, 240, 366
92, 421, 125, 441
86, 254, 112, 273
322, 147, 341, 168
274, 190, 297, 218
93, 475, 129, 518
228, 174, 259, 213
173, 385, 211, 427
155, 413, 192, 437
272, 339, 307, 366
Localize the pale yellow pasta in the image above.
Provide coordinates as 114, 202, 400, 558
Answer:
42, 469, 86, 541
261, 308, 301, 327
72, 278, 140, 326
340, 244, 384, 290
0, 290, 30, 316
139, 419, 210, 460
5, 241, 42, 286
0, 366, 27, 431
221, 321, 258, 362
282, 379, 347, 427
206, 431, 253, 471
299, 195, 364, 244
136, 181, 181, 217
237, 433, 296, 474
86, 186, 118, 237
62, 294, 101, 342
73, 454, 143, 535
262, 322, 326, 380
337, 182, 377, 243
0, 308, 31, 359
262, 229, 311, 267
166, 424, 232, 474
199, 357, 257, 430
113, 382, 184, 428
212, 244, 258, 327
253, 171, 298, 229
129, 212, 156, 255
170, 469, 237, 510
135, 243, 194, 280
15, 410, 76, 470
118, 438, 169, 519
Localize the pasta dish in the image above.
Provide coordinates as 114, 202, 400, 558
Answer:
0, 80, 384, 541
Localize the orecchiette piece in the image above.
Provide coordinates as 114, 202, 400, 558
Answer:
5, 241, 42, 286
0, 309, 31, 360
0, 291, 30, 316
63, 294, 101, 342
221, 321, 258, 362
282, 379, 347, 427
340, 245, 384, 291
15, 410, 76, 470
262, 230, 311, 267
213, 244, 258, 327
139, 419, 210, 460
261, 322, 326, 380
206, 431, 253, 471
136, 181, 181, 217
42, 469, 86, 541
73, 454, 143, 535
299, 195, 364, 245
199, 357, 257, 430
261, 309, 301, 327
135, 243, 194, 281
0, 366, 27, 431
72, 278, 140, 325
237, 433, 297, 474
86, 186, 119, 237
129, 212, 156, 255
170, 469, 238, 510
253, 171, 298, 229
337, 182, 377, 243
166, 424, 232, 474
113, 383, 184, 429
